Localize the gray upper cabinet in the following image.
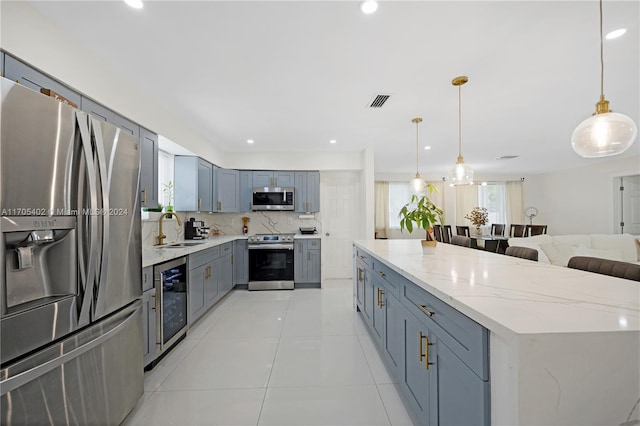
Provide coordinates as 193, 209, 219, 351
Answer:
139, 128, 158, 209
239, 171, 252, 212
216, 168, 239, 212
80, 97, 139, 138
174, 156, 213, 212
253, 171, 294, 188
3, 54, 81, 107
295, 171, 320, 213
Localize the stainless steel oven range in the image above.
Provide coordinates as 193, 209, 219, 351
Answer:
248, 234, 295, 290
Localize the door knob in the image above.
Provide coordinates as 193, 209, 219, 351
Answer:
325, 232, 330, 236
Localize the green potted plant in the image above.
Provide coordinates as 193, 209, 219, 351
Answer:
399, 184, 444, 254
162, 181, 175, 218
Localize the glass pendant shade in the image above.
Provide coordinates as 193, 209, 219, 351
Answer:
448, 158, 474, 186
571, 111, 637, 157
410, 173, 427, 194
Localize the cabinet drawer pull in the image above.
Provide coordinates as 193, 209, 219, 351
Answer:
419, 331, 434, 370
378, 270, 385, 278
378, 288, 384, 308
141, 187, 147, 204
358, 255, 366, 260
417, 304, 435, 317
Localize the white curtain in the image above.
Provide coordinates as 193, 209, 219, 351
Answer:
455, 185, 478, 225
374, 181, 389, 238
506, 181, 524, 225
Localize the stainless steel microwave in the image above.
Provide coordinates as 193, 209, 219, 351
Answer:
252, 187, 295, 211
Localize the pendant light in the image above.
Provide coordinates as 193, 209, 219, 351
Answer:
571, 0, 637, 157
409, 117, 427, 194
448, 76, 474, 185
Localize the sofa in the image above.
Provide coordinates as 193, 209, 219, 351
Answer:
508, 233, 640, 267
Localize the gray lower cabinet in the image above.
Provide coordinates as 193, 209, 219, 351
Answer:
354, 247, 490, 425
294, 239, 321, 286
187, 243, 234, 326
233, 239, 249, 285
142, 287, 157, 368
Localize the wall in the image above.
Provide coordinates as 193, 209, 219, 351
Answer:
522, 154, 639, 235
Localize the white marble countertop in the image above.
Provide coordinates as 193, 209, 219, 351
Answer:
354, 239, 640, 338
143, 236, 246, 267
294, 233, 321, 239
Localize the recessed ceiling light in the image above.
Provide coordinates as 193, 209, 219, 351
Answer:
247, 139, 254, 144
124, 0, 143, 9
330, 139, 337, 144
360, 1, 378, 15
606, 28, 627, 40
424, 146, 431, 150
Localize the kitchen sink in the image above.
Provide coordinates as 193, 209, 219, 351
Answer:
161, 242, 206, 248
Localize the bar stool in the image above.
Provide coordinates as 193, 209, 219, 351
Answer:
456, 225, 470, 237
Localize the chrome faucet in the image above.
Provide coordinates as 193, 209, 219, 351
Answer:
156, 212, 182, 246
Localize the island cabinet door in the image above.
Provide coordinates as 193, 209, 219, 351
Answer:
403, 311, 438, 426
383, 290, 404, 379
434, 339, 490, 426
371, 276, 386, 345
188, 264, 206, 324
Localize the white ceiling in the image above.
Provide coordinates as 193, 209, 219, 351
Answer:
26, 0, 640, 177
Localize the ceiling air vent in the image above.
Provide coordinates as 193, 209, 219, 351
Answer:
497, 155, 519, 160
368, 94, 391, 108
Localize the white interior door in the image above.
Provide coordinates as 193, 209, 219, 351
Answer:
619, 175, 640, 235
320, 171, 360, 282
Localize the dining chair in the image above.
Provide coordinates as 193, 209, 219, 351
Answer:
433, 225, 443, 242
505, 246, 538, 261
491, 224, 505, 236
509, 224, 526, 238
456, 225, 470, 237
442, 225, 452, 244
525, 224, 548, 237
451, 235, 472, 247
567, 256, 640, 281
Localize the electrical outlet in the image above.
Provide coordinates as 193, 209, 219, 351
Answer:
287, 217, 293, 224
229, 219, 235, 225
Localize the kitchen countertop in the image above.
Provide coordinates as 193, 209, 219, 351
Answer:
143, 233, 321, 267
143, 236, 246, 267
354, 239, 640, 338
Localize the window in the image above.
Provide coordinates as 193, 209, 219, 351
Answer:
478, 183, 507, 225
388, 182, 413, 229
158, 150, 174, 207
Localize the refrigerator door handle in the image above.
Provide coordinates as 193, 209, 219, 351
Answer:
75, 112, 99, 327
89, 117, 111, 317
0, 301, 141, 395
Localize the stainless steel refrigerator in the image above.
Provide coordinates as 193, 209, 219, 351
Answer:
0, 78, 143, 425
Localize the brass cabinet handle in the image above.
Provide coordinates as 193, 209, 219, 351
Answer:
308, 252, 311, 261
357, 268, 363, 283
358, 255, 366, 260
218, 201, 222, 211
378, 270, 385, 278
141, 187, 147, 204
417, 304, 435, 317
419, 332, 434, 370
378, 288, 384, 308
198, 198, 202, 210
152, 292, 157, 311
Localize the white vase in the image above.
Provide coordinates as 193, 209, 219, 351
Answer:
421, 240, 437, 255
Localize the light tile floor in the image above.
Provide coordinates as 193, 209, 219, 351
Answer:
123, 280, 415, 426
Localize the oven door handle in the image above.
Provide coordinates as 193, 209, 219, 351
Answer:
248, 244, 294, 250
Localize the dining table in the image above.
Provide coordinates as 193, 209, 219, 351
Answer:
469, 235, 509, 253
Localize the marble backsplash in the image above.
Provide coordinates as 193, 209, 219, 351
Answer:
141, 210, 322, 247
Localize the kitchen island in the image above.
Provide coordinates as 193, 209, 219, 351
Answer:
353, 239, 640, 426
